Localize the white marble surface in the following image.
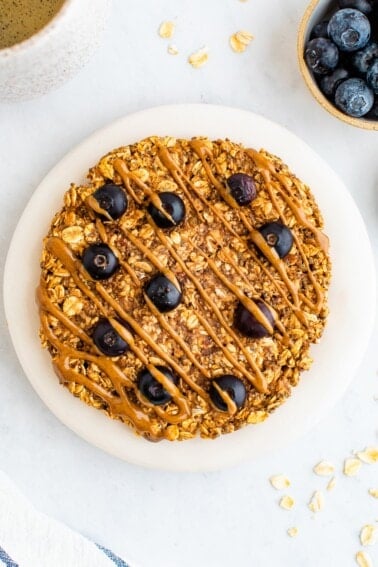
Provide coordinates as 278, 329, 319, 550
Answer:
0, 1, 377, 566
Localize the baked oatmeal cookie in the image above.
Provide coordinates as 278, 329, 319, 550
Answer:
37, 136, 331, 442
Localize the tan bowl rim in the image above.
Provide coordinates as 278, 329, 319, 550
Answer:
298, 0, 378, 131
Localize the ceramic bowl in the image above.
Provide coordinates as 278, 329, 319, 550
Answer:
298, 0, 378, 131
0, 0, 111, 102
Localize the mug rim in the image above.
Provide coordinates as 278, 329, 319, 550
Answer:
0, 0, 75, 59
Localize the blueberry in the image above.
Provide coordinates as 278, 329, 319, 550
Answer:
335, 77, 374, 116
259, 221, 294, 259
328, 9, 371, 52
147, 192, 186, 229
209, 375, 247, 412
138, 366, 178, 405
226, 173, 257, 206
82, 244, 119, 280
305, 38, 339, 75
367, 59, 378, 93
320, 68, 349, 97
92, 183, 128, 220
234, 300, 275, 339
366, 98, 378, 119
338, 0, 373, 15
352, 42, 378, 73
310, 20, 330, 39
93, 319, 130, 357
145, 273, 182, 312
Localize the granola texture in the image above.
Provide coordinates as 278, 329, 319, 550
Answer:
38, 136, 331, 442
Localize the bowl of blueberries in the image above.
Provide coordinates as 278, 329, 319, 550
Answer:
299, 0, 378, 129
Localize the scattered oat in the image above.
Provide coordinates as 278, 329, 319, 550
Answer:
230, 30, 254, 53
158, 21, 175, 39
344, 458, 362, 477
360, 525, 378, 546
327, 477, 337, 491
269, 475, 291, 490
63, 296, 84, 317
61, 226, 84, 244
167, 44, 179, 56
287, 527, 299, 538
357, 447, 378, 464
368, 489, 378, 498
356, 551, 373, 567
279, 495, 295, 510
313, 461, 335, 476
188, 47, 209, 68
308, 491, 324, 513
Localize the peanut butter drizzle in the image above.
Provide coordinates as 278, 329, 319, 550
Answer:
151, 225, 268, 394
158, 143, 307, 324
38, 306, 157, 438
157, 145, 204, 221
189, 139, 327, 321
198, 249, 275, 335
190, 140, 302, 311
122, 225, 181, 291
92, 217, 209, 397
115, 152, 267, 392
113, 159, 268, 393
247, 149, 329, 254
263, 177, 325, 313
195, 312, 256, 383
114, 159, 176, 225
42, 237, 191, 427
86, 210, 209, 399
157, 144, 240, 238
211, 382, 238, 416
86, 195, 113, 222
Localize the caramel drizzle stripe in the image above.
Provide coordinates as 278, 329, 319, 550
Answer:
195, 247, 275, 334
114, 159, 186, 225
115, 152, 270, 392
39, 311, 157, 437
158, 144, 307, 324
204, 251, 288, 339
93, 282, 192, 421
122, 226, 181, 291
189, 140, 302, 310
158, 144, 303, 325
106, 318, 191, 425
94, 218, 140, 287
45, 237, 191, 424
124, 218, 262, 388
40, 281, 186, 430
113, 164, 142, 205
97, 221, 209, 395
157, 146, 240, 239
266, 176, 324, 313
247, 149, 329, 254
195, 312, 256, 383
220, 248, 298, 336
36, 286, 93, 347
212, 382, 237, 415
115, 152, 272, 387
151, 226, 268, 394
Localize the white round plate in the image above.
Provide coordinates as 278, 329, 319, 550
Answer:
4, 104, 376, 471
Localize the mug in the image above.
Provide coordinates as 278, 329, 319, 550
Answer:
0, 0, 111, 102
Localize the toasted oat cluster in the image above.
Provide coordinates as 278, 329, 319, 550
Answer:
38, 136, 331, 442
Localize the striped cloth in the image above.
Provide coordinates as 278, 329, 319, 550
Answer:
0, 471, 129, 567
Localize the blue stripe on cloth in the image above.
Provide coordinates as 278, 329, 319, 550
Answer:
0, 545, 18, 567
96, 543, 129, 567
